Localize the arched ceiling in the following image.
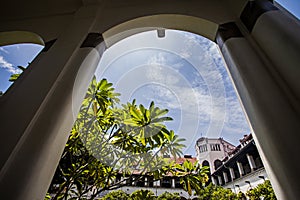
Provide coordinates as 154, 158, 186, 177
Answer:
0, 0, 248, 42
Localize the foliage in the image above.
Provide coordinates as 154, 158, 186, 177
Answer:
47, 77, 187, 199
1, 65, 26, 95
157, 191, 181, 200
130, 189, 155, 200
197, 181, 276, 200
246, 180, 277, 200
101, 190, 181, 200
237, 192, 247, 200
44, 193, 51, 200
100, 190, 130, 200
173, 160, 209, 197
9, 65, 26, 82
197, 183, 241, 200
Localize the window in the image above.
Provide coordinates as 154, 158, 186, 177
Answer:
199, 144, 207, 153
210, 144, 221, 151
214, 159, 223, 170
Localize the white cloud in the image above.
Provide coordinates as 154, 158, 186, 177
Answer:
0, 47, 9, 54
147, 52, 167, 65
146, 65, 180, 86
142, 41, 229, 139
225, 95, 249, 129
179, 51, 191, 59
0, 56, 20, 74
97, 29, 251, 152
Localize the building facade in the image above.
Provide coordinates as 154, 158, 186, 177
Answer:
109, 155, 199, 199
195, 137, 236, 173
196, 134, 268, 194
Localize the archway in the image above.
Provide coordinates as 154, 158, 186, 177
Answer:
202, 160, 210, 167
0, 31, 44, 47
73, 10, 300, 199
102, 14, 218, 47
214, 159, 223, 170
0, 1, 299, 200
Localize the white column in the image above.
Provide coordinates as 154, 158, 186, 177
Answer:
172, 178, 175, 188
211, 176, 217, 185
246, 154, 256, 171
223, 172, 229, 183
144, 177, 148, 187
237, 162, 244, 176
220, 9, 300, 198
155, 180, 161, 187
217, 176, 222, 185
153, 180, 157, 187
0, 5, 100, 200
229, 167, 235, 180
120, 177, 124, 184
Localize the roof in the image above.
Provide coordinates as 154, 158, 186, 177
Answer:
171, 156, 197, 165
119, 156, 198, 176
213, 134, 258, 174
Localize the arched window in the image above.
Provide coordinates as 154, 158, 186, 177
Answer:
214, 159, 222, 170
202, 160, 210, 167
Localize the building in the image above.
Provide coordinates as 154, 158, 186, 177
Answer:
196, 134, 267, 193
1, 1, 300, 199
195, 137, 236, 174
110, 155, 199, 199
118, 134, 267, 196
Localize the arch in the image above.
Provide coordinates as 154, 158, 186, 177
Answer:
214, 159, 222, 170
102, 14, 218, 47
0, 1, 299, 199
0, 31, 44, 47
202, 160, 212, 185
202, 160, 210, 167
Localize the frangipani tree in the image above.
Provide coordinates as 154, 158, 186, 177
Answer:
174, 160, 209, 197
47, 77, 186, 200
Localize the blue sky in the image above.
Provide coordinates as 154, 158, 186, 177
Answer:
276, 0, 300, 19
0, 44, 43, 93
0, 32, 251, 156
96, 30, 251, 155
0, 0, 299, 155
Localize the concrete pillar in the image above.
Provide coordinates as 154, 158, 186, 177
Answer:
246, 154, 256, 171
218, 1, 300, 199
223, 172, 229, 183
237, 162, 244, 176
229, 167, 235, 180
145, 177, 148, 187
211, 176, 217, 185
153, 180, 156, 187
157, 180, 161, 187
0, 6, 102, 200
217, 176, 222, 185
172, 178, 175, 188
154, 180, 161, 187
0, 1, 298, 200
120, 177, 124, 184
